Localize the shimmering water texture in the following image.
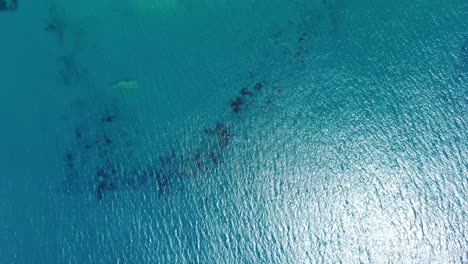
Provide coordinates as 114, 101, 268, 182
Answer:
0, 0, 467, 263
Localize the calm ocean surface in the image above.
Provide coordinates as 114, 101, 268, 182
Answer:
0, 0, 467, 263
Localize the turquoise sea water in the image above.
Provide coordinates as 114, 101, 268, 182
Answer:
0, 0, 467, 263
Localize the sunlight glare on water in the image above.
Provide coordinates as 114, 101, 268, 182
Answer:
0, 0, 466, 263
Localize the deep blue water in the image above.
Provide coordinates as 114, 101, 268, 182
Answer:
0, 0, 467, 263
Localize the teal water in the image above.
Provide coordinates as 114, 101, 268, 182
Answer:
0, 0, 467, 263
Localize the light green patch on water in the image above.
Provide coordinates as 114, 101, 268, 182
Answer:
112, 79, 140, 91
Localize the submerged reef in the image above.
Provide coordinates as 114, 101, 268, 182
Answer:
227, 81, 266, 114
253, 81, 263, 91
44, 3, 89, 86
54, 0, 305, 202
298, 32, 307, 42
241, 88, 254, 97
0, 0, 17, 10
44, 2, 86, 47
59, 74, 281, 202
229, 96, 245, 114
44, 4, 67, 43
53, 0, 315, 202
56, 54, 88, 86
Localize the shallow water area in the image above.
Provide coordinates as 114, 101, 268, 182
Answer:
0, 0, 467, 263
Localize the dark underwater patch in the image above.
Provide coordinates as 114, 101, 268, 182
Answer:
44, 4, 67, 42
56, 56, 286, 202
0, 0, 17, 11
56, 54, 88, 86
58, 76, 285, 202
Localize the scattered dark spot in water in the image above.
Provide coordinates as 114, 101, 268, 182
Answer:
266, 97, 274, 105
215, 122, 227, 132
194, 152, 209, 171
45, 20, 62, 37
96, 180, 116, 201
60, 62, 287, 201
44, 4, 66, 43
230, 96, 245, 114
148, 168, 168, 186
65, 152, 74, 168
293, 47, 307, 63
145, 167, 157, 180
253, 82, 263, 90
57, 54, 87, 86
96, 168, 108, 179
45, 3, 91, 88
55, 0, 306, 200
101, 115, 114, 124
215, 122, 232, 149
74, 128, 82, 139
241, 88, 253, 97
208, 150, 222, 164
298, 32, 307, 42
103, 135, 112, 145
461, 45, 468, 52
204, 122, 233, 150
149, 168, 171, 196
